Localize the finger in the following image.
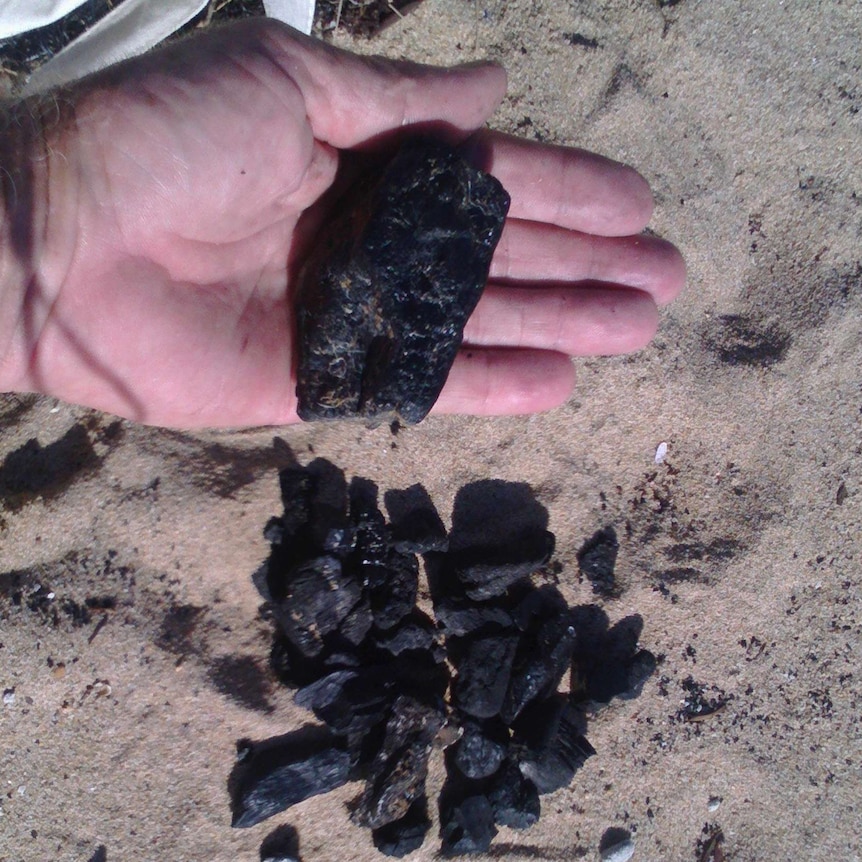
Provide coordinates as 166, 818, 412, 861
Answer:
463, 285, 659, 356
490, 219, 686, 306
432, 348, 576, 416
463, 130, 654, 236
259, 20, 508, 147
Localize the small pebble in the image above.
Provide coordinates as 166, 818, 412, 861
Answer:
707, 795, 722, 811
2, 689, 15, 707
600, 838, 635, 862
654, 441, 668, 464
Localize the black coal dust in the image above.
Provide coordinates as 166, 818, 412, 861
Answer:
229, 465, 655, 857
295, 138, 510, 424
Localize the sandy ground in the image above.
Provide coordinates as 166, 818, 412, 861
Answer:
2, 1, 861, 860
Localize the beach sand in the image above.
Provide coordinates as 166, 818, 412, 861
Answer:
2, 1, 861, 860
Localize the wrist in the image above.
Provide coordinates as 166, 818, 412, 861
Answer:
0, 95, 77, 395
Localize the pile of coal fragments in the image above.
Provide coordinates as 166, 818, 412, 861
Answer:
230, 461, 655, 858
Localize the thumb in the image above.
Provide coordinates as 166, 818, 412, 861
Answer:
258, 19, 508, 148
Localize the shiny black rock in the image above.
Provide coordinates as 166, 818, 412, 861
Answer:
452, 716, 509, 780
372, 796, 432, 858
230, 730, 351, 828
355, 695, 445, 829
296, 137, 510, 424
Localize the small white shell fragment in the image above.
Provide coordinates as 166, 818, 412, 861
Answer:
601, 839, 635, 862
2, 689, 15, 707
707, 795, 722, 811
93, 681, 112, 698
654, 441, 668, 464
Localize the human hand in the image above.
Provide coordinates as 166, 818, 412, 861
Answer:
0, 18, 684, 428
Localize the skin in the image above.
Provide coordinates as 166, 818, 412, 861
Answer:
0, 18, 685, 429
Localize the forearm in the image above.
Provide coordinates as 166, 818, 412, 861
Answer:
0, 98, 44, 392
0, 95, 77, 394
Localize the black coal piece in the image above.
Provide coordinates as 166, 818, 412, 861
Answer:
262, 461, 354, 602
488, 758, 540, 830
501, 609, 577, 724
439, 789, 498, 856
433, 598, 514, 638
451, 716, 510, 781
230, 729, 351, 828
371, 796, 431, 858
270, 555, 366, 658
294, 668, 394, 741
513, 696, 595, 795
368, 548, 419, 631
372, 610, 443, 661
452, 630, 519, 719
295, 137, 510, 424
345, 477, 419, 630
349, 477, 389, 575
354, 695, 446, 830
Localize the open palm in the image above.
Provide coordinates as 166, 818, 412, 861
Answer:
7, 19, 684, 428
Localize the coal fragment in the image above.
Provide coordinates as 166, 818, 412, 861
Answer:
277, 466, 313, 521
296, 137, 510, 424
271, 555, 363, 658
453, 631, 519, 719
514, 697, 595, 795
433, 597, 513, 637
355, 695, 445, 829
452, 717, 509, 780
230, 730, 351, 828
265, 461, 352, 599
348, 479, 419, 630
501, 611, 577, 724
488, 759, 540, 830
306, 459, 352, 550
577, 526, 619, 596
263, 470, 313, 601
350, 478, 389, 578
295, 668, 393, 740
439, 791, 498, 856
372, 796, 431, 858
368, 549, 419, 631
373, 611, 442, 660
338, 595, 375, 647
270, 633, 350, 689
